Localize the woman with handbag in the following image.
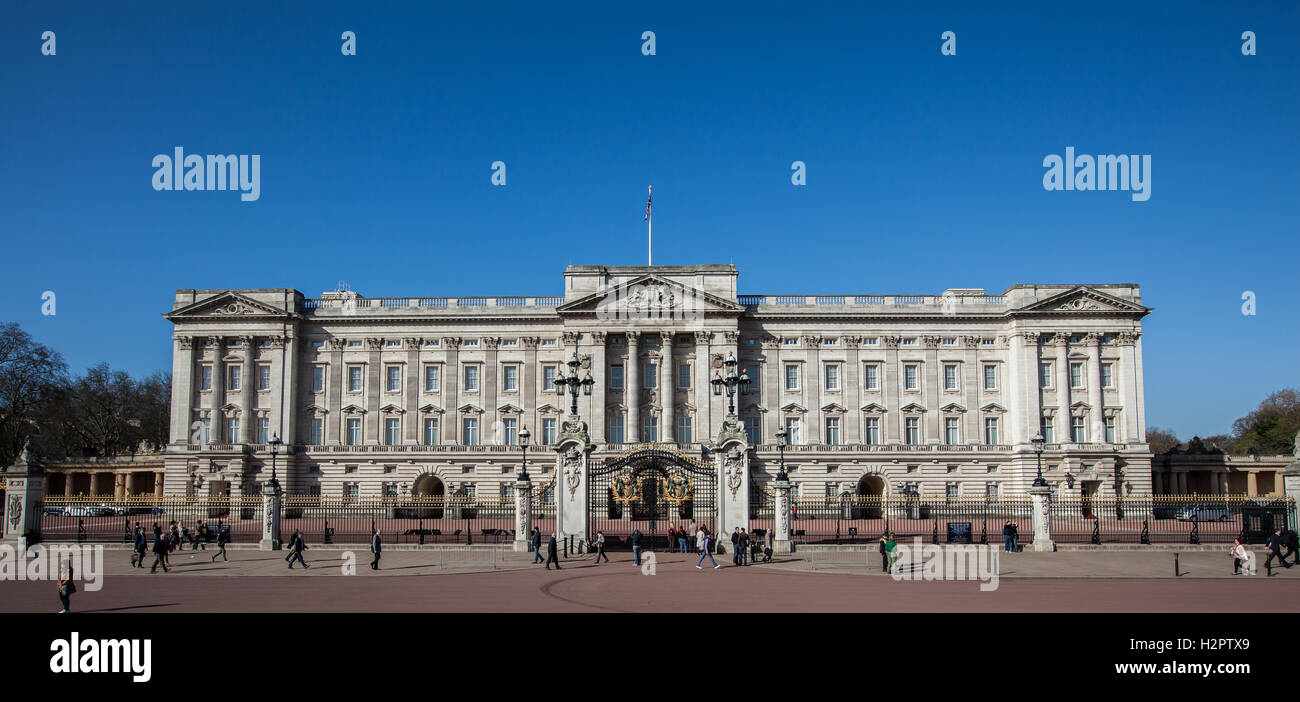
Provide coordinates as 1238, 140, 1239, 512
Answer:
57, 560, 76, 614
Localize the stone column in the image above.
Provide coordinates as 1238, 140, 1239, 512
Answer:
805, 335, 822, 443
717, 439, 750, 538
114, 472, 126, 501
1029, 483, 1054, 551
443, 338, 461, 443
154, 471, 165, 498
2, 440, 45, 545
554, 435, 591, 548
1024, 333, 1042, 441
697, 332, 715, 441
209, 337, 225, 444
404, 338, 420, 444
239, 336, 255, 443
513, 473, 532, 552
590, 333, 607, 443
1085, 333, 1104, 442
280, 333, 298, 446
1119, 332, 1140, 443
923, 336, 941, 443
171, 336, 196, 444
845, 337, 862, 443
883, 337, 901, 442
260, 480, 282, 550
962, 336, 980, 443
1054, 334, 1071, 439
1247, 472, 1258, 497
661, 330, 675, 444
483, 337, 500, 443
626, 332, 641, 443
773, 476, 792, 553
326, 338, 344, 444
523, 337, 540, 437
365, 338, 383, 444
761, 338, 781, 442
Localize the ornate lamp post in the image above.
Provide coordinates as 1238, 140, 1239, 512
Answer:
518, 426, 531, 480
554, 352, 594, 417
1031, 432, 1047, 487
268, 434, 284, 494
775, 427, 789, 482
710, 352, 751, 417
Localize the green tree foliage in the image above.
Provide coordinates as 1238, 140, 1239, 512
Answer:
1230, 389, 1300, 456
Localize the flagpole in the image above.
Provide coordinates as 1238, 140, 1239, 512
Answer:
647, 185, 653, 266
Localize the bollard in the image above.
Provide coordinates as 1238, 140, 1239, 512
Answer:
1174, 552, 1180, 577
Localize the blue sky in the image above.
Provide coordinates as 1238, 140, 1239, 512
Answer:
1, 1, 1297, 439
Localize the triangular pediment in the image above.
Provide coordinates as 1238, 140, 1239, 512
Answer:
165, 291, 291, 319
780, 403, 808, 413
379, 403, 404, 414
537, 403, 562, 415
1070, 401, 1091, 412
860, 402, 887, 413
556, 274, 744, 315
981, 403, 1007, 413
899, 402, 927, 413
341, 403, 365, 414
303, 404, 328, 415
418, 403, 444, 414
821, 402, 847, 414
940, 402, 967, 413
497, 403, 524, 416
457, 404, 484, 415
1016, 287, 1149, 315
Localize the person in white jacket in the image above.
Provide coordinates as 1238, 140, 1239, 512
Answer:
1231, 539, 1254, 575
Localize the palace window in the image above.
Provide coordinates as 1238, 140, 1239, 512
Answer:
1040, 416, 1054, 443
544, 365, 558, 391
1101, 362, 1114, 388
1104, 416, 1117, 443
386, 365, 401, 392
904, 365, 918, 391
462, 418, 479, 445
503, 365, 519, 392
983, 364, 997, 390
984, 417, 999, 445
225, 417, 239, 443
312, 367, 324, 393
608, 365, 623, 390
348, 366, 363, 392
642, 415, 659, 443
346, 418, 361, 445
385, 418, 400, 446
502, 418, 517, 445
864, 417, 879, 445
258, 364, 271, 391
424, 365, 440, 392
1039, 362, 1052, 389
744, 365, 760, 400
1070, 362, 1084, 389
643, 364, 658, 389
200, 365, 213, 391
309, 418, 323, 445
785, 364, 799, 391
824, 417, 841, 445
943, 364, 957, 391
464, 365, 479, 392
423, 418, 439, 445
744, 418, 760, 444
784, 417, 801, 445
824, 364, 840, 391
542, 417, 556, 445
863, 364, 879, 390
1071, 416, 1086, 443
677, 416, 692, 444
945, 417, 960, 445
228, 366, 241, 391
905, 417, 920, 445
608, 416, 625, 444
257, 418, 269, 444
678, 363, 692, 389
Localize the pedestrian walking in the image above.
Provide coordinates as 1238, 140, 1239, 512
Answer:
885, 532, 898, 573
545, 533, 561, 570
1231, 538, 1254, 575
131, 526, 147, 568
370, 528, 383, 570
878, 533, 890, 572
150, 528, 169, 573
57, 559, 76, 614
286, 530, 310, 569
695, 525, 704, 554
530, 527, 544, 564
696, 529, 721, 569
1265, 527, 1291, 575
592, 531, 609, 563
192, 521, 207, 550
631, 529, 643, 566
1283, 528, 1300, 566
211, 526, 229, 562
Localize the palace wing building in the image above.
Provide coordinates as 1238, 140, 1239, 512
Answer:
162, 264, 1152, 502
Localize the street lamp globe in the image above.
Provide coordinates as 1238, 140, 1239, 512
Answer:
1030, 432, 1047, 487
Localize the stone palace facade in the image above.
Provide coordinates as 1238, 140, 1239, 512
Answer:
162, 264, 1153, 501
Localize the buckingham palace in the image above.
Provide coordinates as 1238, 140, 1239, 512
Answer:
161, 264, 1153, 503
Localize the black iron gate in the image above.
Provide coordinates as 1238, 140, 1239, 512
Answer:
589, 446, 716, 550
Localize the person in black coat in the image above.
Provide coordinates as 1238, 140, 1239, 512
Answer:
370, 528, 383, 570
545, 533, 561, 570
132, 526, 147, 568
1265, 527, 1291, 574
1283, 528, 1300, 567
149, 529, 169, 573
211, 527, 229, 562
631, 529, 643, 566
530, 527, 543, 564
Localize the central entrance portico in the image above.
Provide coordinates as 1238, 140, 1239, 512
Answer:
588, 444, 717, 549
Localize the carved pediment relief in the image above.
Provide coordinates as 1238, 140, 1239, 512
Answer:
940, 403, 967, 413
418, 403, 445, 415
457, 404, 484, 416
860, 403, 887, 414
556, 274, 744, 316
341, 404, 366, 415
981, 403, 1007, 413
899, 402, 927, 413
780, 403, 808, 414
166, 291, 289, 319
1017, 287, 1148, 315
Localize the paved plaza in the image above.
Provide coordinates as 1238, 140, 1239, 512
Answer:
3, 547, 1296, 614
